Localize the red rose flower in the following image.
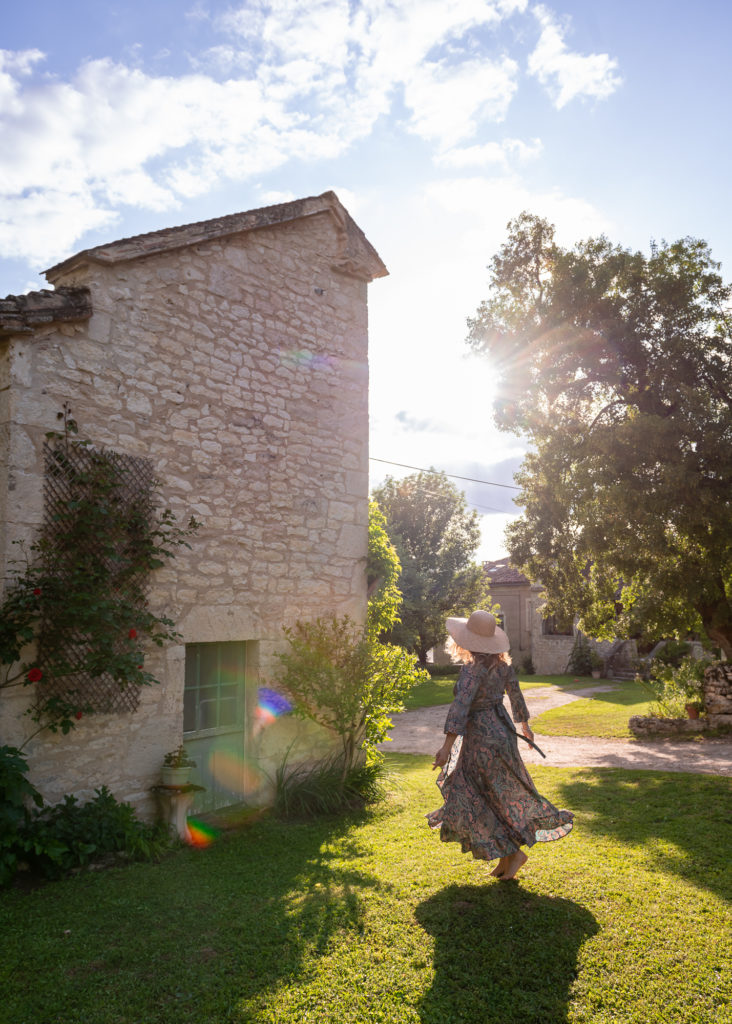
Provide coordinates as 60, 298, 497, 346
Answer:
128, 628, 138, 640
27, 667, 43, 683
33, 588, 41, 597
75, 711, 83, 720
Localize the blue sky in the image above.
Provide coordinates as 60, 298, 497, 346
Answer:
2, 0, 730, 560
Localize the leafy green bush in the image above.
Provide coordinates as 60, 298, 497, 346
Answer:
24, 787, 170, 880
652, 640, 693, 667
276, 614, 427, 777
567, 633, 593, 675
0, 746, 48, 886
0, 757, 171, 887
639, 655, 707, 718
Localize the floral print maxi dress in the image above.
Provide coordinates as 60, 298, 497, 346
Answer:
427, 661, 574, 861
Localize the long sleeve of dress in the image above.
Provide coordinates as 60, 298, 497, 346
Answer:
505, 667, 530, 723
443, 665, 482, 736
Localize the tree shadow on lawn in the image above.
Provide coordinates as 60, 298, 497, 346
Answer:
3, 812, 388, 1024
556, 769, 732, 903
415, 883, 598, 1024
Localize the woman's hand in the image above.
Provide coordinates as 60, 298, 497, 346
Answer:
432, 740, 453, 770
522, 721, 534, 744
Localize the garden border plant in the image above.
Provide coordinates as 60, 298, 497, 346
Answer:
0, 406, 199, 743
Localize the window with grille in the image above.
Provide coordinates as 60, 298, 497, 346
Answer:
183, 642, 247, 735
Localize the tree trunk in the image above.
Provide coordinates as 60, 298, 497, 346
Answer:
706, 626, 732, 662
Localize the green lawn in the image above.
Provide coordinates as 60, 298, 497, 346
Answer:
404, 673, 622, 707
531, 680, 655, 739
403, 674, 655, 740
402, 672, 569, 710
1, 756, 729, 1023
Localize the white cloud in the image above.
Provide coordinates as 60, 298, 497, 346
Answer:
405, 57, 519, 147
436, 137, 542, 169
423, 173, 612, 247
0, 2, 617, 266
528, 5, 621, 108
0, 189, 119, 266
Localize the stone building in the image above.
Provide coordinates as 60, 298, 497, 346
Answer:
0, 191, 387, 817
483, 559, 637, 677
483, 558, 581, 674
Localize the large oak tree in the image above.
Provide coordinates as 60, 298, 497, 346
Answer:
467, 213, 732, 658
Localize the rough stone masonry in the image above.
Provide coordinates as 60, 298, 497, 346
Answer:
0, 192, 387, 816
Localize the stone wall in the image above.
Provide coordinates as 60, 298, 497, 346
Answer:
531, 635, 575, 675
629, 661, 732, 735
0, 197, 383, 815
702, 662, 732, 716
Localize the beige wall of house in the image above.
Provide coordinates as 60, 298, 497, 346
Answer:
0, 193, 386, 817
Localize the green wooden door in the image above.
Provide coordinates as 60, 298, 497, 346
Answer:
183, 641, 250, 813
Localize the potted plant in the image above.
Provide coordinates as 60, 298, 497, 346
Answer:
684, 699, 703, 720
161, 745, 196, 787
589, 650, 603, 679
676, 656, 707, 720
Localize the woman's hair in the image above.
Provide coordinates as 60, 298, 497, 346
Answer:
446, 636, 512, 668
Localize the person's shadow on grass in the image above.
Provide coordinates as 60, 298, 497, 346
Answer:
415, 882, 598, 1024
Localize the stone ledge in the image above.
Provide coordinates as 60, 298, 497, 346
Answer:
0, 287, 92, 336
629, 714, 732, 736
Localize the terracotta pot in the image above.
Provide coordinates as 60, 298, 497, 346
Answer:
685, 703, 700, 720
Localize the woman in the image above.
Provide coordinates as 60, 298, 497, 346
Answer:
427, 610, 573, 880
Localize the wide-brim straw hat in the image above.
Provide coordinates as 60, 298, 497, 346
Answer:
446, 610, 510, 654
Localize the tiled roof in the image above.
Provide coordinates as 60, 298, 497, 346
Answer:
45, 191, 388, 284
483, 559, 530, 585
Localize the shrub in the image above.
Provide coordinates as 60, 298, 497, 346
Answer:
638, 655, 707, 718
276, 614, 427, 780
0, 767, 171, 887
567, 633, 593, 675
426, 663, 461, 678
0, 746, 48, 887
653, 640, 693, 667
23, 786, 170, 880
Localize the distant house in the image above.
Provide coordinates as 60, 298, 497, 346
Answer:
0, 191, 387, 818
483, 559, 577, 674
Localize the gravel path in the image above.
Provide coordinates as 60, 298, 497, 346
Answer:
383, 684, 732, 777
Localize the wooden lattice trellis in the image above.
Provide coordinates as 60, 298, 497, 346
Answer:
38, 441, 155, 714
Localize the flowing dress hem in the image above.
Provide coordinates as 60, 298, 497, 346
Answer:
427, 812, 574, 861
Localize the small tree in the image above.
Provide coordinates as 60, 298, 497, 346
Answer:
274, 502, 427, 786
372, 470, 491, 663
276, 615, 424, 778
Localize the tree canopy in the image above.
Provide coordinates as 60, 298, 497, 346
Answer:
467, 212, 732, 657
371, 471, 489, 663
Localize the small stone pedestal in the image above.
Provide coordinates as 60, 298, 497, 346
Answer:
152, 784, 205, 841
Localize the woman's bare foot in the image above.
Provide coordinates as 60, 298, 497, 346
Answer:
490, 857, 510, 877
499, 850, 528, 880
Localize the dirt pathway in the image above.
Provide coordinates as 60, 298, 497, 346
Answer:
383, 684, 732, 776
